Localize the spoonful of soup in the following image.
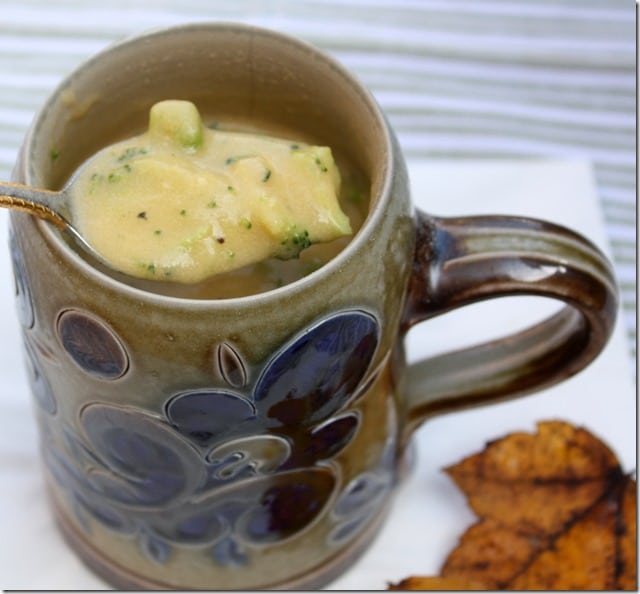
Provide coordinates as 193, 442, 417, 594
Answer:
0, 100, 353, 284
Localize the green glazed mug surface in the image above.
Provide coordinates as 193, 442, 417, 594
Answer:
8, 23, 617, 590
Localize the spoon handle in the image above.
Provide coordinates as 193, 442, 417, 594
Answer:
0, 181, 68, 228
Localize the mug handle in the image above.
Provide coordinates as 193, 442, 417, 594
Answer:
400, 209, 618, 440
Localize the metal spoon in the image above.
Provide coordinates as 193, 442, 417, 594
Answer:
0, 180, 97, 260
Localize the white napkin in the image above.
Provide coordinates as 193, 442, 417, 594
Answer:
0, 160, 634, 590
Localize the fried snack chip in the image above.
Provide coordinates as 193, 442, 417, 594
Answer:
389, 421, 636, 590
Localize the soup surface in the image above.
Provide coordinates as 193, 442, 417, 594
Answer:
69, 100, 355, 285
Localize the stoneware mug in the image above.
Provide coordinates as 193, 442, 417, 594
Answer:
9, 23, 617, 590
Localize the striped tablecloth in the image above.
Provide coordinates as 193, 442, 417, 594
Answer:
1, 0, 636, 373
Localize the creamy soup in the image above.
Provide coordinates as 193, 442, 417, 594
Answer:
69, 100, 354, 285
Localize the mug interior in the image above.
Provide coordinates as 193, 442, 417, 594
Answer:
22, 23, 391, 298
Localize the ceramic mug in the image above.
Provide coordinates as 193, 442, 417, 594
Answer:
9, 23, 617, 590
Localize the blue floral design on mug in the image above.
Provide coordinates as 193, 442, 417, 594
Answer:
44, 309, 386, 566
9, 227, 34, 329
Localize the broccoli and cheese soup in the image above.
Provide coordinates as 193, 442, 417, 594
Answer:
68, 100, 367, 297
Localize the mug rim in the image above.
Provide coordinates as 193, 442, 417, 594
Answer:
21, 21, 395, 310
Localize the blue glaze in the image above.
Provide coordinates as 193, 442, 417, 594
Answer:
166, 390, 256, 448
9, 229, 34, 329
23, 337, 56, 415
43, 310, 385, 567
57, 310, 128, 379
255, 311, 379, 427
